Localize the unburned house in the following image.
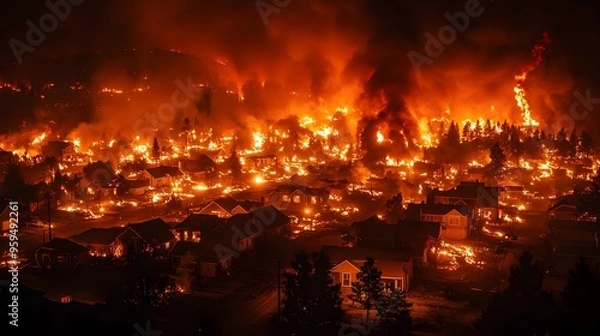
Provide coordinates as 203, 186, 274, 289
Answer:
126, 218, 176, 254
69, 227, 128, 257
179, 155, 216, 180
406, 203, 473, 240
125, 179, 150, 196
350, 216, 441, 267
139, 166, 184, 188
197, 196, 262, 218
322, 245, 413, 293
34, 238, 88, 270
172, 214, 225, 242
264, 184, 329, 213
428, 181, 499, 221
70, 218, 175, 258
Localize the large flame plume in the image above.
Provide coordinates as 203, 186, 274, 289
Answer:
514, 32, 551, 127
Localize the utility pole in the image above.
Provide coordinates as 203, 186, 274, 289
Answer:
277, 258, 281, 322
47, 190, 53, 241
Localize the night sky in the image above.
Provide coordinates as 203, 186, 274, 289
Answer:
0, 0, 599, 134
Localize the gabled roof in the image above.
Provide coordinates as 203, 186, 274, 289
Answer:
169, 241, 204, 257
76, 177, 99, 189
352, 220, 441, 244
43, 141, 71, 150
70, 227, 127, 245
207, 196, 262, 213
322, 245, 412, 264
38, 238, 88, 254
125, 179, 150, 189
144, 166, 183, 179
251, 205, 290, 229
175, 214, 225, 232
212, 196, 241, 212
169, 239, 233, 263
429, 181, 498, 207
406, 203, 470, 217
273, 184, 329, 197
226, 213, 258, 235
179, 155, 216, 173
548, 195, 584, 212
128, 218, 175, 246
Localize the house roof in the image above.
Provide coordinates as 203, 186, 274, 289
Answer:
352, 215, 385, 227
352, 219, 441, 242
406, 203, 470, 217
251, 205, 290, 229
226, 213, 259, 235
396, 220, 443, 240
38, 238, 88, 254
429, 181, 498, 207
169, 241, 204, 257
350, 220, 440, 257
205, 196, 262, 213
128, 218, 175, 246
321, 245, 412, 264
548, 195, 584, 212
169, 239, 234, 263
125, 179, 149, 189
174, 214, 225, 232
43, 141, 71, 151
273, 184, 329, 197
180, 155, 216, 173
548, 220, 600, 232
144, 166, 183, 179
70, 227, 127, 245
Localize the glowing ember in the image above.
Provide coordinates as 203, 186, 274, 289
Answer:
376, 130, 384, 144
32, 132, 47, 145
193, 184, 208, 191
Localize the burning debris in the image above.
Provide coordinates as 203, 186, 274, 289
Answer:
434, 241, 482, 271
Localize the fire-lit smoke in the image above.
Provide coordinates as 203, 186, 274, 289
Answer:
514, 32, 551, 127
1, 0, 598, 156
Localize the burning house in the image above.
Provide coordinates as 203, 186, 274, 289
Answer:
264, 184, 329, 214
41, 141, 72, 162
428, 181, 500, 221
139, 166, 184, 188
406, 203, 473, 240
178, 154, 216, 180
246, 154, 277, 170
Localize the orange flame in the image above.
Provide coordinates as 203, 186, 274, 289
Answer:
514, 32, 551, 127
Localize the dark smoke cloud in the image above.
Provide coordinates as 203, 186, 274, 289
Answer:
1, 0, 600, 140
